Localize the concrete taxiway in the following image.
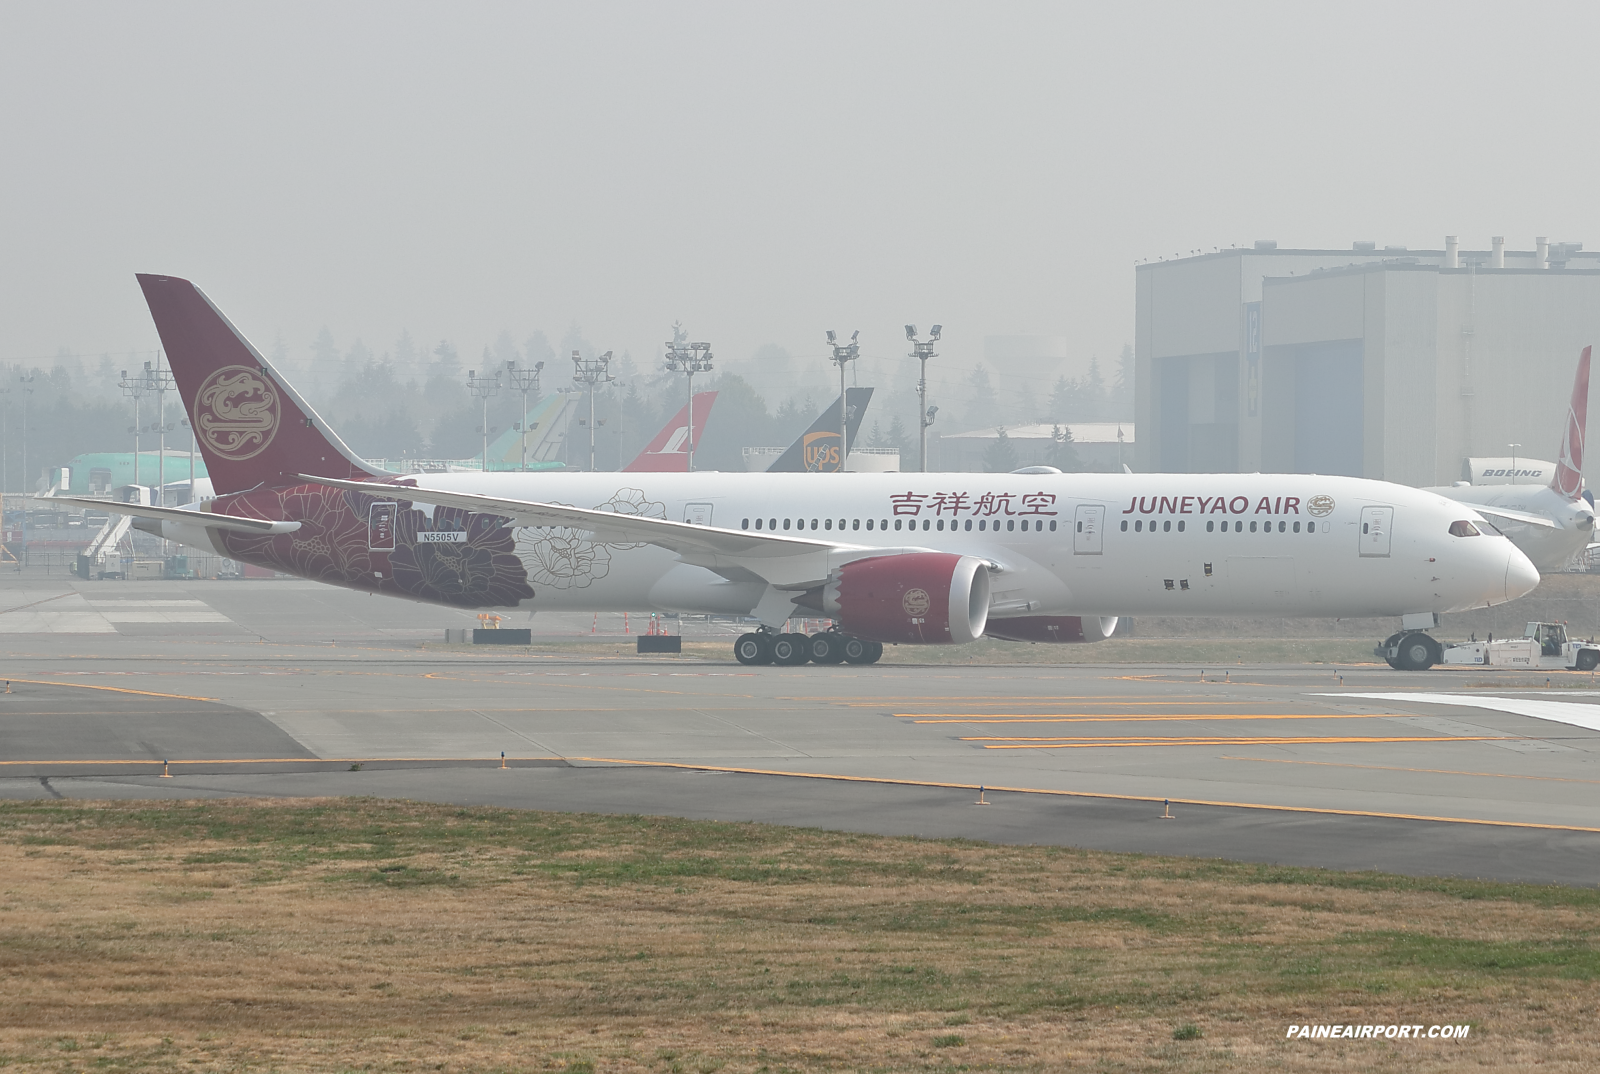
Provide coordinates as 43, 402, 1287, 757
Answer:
2, 575, 1599, 885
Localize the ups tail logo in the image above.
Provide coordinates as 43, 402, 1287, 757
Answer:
803, 431, 842, 472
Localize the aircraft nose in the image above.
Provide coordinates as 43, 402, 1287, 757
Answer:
1505, 544, 1540, 602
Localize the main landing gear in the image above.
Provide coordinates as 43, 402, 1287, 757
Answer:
733, 629, 883, 666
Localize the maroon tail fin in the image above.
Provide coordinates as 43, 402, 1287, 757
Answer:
136, 274, 385, 494
1551, 345, 1592, 499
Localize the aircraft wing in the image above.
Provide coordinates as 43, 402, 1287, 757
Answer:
40, 495, 303, 535
292, 474, 866, 577
1456, 502, 1559, 529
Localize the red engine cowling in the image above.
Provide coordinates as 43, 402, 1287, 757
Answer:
828, 552, 990, 645
984, 615, 1119, 644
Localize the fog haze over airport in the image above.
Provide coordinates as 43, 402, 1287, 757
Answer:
3, 2, 1599, 460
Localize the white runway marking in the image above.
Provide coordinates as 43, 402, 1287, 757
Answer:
87, 599, 231, 624
0, 593, 115, 633
1325, 693, 1600, 734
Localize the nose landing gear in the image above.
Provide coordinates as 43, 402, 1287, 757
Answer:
1378, 630, 1442, 670
733, 629, 882, 666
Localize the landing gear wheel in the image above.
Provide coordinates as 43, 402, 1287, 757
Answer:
734, 632, 773, 666
1395, 632, 1439, 671
1378, 631, 1405, 670
864, 640, 883, 664
809, 632, 846, 664
770, 632, 811, 665
841, 636, 872, 664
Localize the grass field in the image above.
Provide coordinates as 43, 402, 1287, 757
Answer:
2, 799, 1596, 1072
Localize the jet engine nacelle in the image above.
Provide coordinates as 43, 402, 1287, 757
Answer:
984, 615, 1119, 644
825, 552, 991, 644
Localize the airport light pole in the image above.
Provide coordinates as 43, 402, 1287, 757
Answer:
147, 356, 176, 505
466, 368, 502, 473
16, 373, 32, 556
181, 418, 196, 501
825, 330, 860, 473
571, 349, 615, 471
0, 386, 9, 500
504, 359, 544, 472
906, 324, 940, 472
663, 324, 712, 473
120, 368, 147, 492
1508, 443, 1521, 485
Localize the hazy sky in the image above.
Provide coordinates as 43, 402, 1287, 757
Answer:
4, 2, 1598, 393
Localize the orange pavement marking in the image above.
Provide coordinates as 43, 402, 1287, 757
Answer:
907, 713, 1403, 724
1221, 755, 1600, 785
968, 734, 1512, 749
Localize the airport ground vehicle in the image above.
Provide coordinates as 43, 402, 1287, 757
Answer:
49, 275, 1541, 667
1438, 622, 1600, 671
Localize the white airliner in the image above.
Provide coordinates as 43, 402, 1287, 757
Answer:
1420, 346, 1595, 572
48, 275, 1539, 668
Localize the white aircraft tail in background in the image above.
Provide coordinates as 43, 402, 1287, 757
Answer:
1426, 346, 1595, 571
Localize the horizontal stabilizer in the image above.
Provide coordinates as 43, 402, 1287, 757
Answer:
41, 495, 303, 535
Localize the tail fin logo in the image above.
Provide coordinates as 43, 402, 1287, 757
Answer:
195, 366, 281, 461
1552, 345, 1591, 500
803, 430, 842, 472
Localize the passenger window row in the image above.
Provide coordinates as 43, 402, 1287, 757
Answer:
1119, 518, 1320, 534
740, 517, 1059, 533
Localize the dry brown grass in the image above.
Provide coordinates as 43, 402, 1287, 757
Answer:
0, 798, 1596, 1072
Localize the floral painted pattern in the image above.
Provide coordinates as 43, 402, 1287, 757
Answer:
213, 483, 534, 608
514, 487, 666, 589
389, 504, 533, 608
209, 482, 671, 609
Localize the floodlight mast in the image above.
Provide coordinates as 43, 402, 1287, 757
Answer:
466, 368, 502, 472
15, 372, 32, 547
119, 368, 146, 490
147, 355, 176, 505
663, 323, 713, 472
906, 324, 940, 472
571, 349, 615, 471
505, 360, 544, 472
826, 330, 860, 472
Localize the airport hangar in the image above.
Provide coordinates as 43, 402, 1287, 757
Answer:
1134, 238, 1600, 486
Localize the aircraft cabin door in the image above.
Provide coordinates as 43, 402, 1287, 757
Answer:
1073, 504, 1105, 554
1358, 506, 1393, 557
368, 502, 398, 551
684, 503, 713, 526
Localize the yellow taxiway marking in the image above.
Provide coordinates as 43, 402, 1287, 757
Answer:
0, 678, 220, 702
905, 712, 1404, 724
0, 756, 555, 767
1221, 755, 1600, 785
569, 757, 1600, 834
840, 697, 1245, 706
968, 735, 1512, 749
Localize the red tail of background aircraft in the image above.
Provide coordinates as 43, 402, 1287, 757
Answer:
623, 392, 717, 472
1551, 345, 1591, 500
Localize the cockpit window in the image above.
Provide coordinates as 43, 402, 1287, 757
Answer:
1448, 520, 1481, 537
